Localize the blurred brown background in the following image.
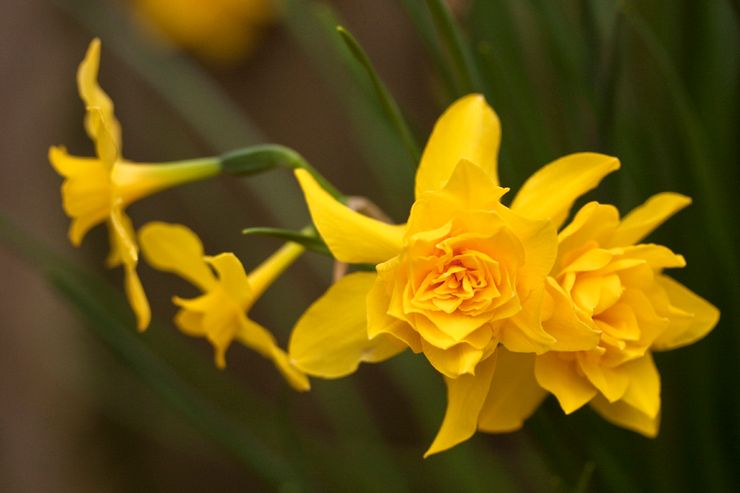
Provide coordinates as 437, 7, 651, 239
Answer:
0, 0, 437, 490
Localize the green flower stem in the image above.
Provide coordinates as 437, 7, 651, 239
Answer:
219, 144, 343, 201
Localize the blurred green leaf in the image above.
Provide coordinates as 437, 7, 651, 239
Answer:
336, 25, 421, 167
242, 227, 331, 257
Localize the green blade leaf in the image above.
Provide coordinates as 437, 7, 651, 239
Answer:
335, 25, 421, 167
424, 0, 484, 95
242, 226, 331, 257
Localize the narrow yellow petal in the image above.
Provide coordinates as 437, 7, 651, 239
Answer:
236, 316, 310, 392
415, 94, 501, 198
68, 214, 105, 246
206, 253, 253, 305
620, 354, 661, 419
478, 349, 547, 432
48, 146, 99, 177
424, 353, 498, 457
107, 204, 138, 267
512, 153, 620, 229
138, 222, 216, 291
610, 192, 692, 247
77, 39, 122, 149
124, 264, 151, 331
535, 353, 597, 414
590, 395, 659, 437
652, 275, 719, 350
289, 272, 405, 378
295, 169, 404, 264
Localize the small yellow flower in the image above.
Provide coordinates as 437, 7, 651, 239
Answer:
288, 94, 621, 455
49, 39, 220, 330
529, 195, 719, 436
131, 0, 276, 64
139, 222, 310, 391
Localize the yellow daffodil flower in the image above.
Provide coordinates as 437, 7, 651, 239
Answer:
288, 94, 622, 455
132, 0, 276, 64
514, 194, 717, 436
49, 39, 220, 330
138, 222, 310, 391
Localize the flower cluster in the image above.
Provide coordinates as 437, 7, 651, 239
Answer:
49, 40, 308, 390
288, 95, 719, 455
50, 40, 719, 458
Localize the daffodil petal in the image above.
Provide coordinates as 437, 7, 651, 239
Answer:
577, 356, 630, 403
543, 278, 601, 351
512, 153, 620, 229
421, 340, 484, 378
206, 253, 252, 304
68, 214, 105, 246
295, 169, 404, 263
424, 352, 498, 457
139, 222, 216, 291
652, 275, 719, 350
500, 287, 556, 354
289, 272, 405, 378
48, 146, 99, 177
535, 353, 596, 414
107, 204, 138, 267
590, 395, 659, 437
78, 39, 121, 150
415, 94, 501, 198
478, 349, 546, 432
237, 316, 310, 392
620, 354, 661, 419
124, 264, 150, 331
610, 193, 692, 247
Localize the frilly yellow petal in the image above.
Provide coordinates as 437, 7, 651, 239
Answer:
535, 352, 596, 414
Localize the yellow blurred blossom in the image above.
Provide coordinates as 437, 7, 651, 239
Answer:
289, 94, 621, 455
132, 0, 276, 64
49, 39, 220, 330
139, 222, 310, 391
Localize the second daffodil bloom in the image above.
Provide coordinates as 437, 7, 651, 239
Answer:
516, 194, 718, 436
131, 0, 276, 64
48, 39, 220, 330
139, 222, 310, 391
289, 94, 622, 455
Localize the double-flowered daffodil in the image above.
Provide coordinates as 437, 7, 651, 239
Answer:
289, 94, 626, 455
139, 222, 310, 391
512, 194, 719, 436
49, 39, 220, 330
